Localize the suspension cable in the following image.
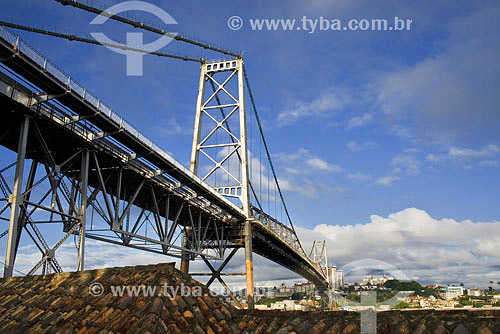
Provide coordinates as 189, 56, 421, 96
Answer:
54, 0, 242, 58
243, 64, 297, 233
0, 21, 204, 63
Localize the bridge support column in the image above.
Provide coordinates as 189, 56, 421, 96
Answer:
244, 220, 254, 309
77, 150, 89, 271
180, 228, 190, 274
4, 116, 29, 277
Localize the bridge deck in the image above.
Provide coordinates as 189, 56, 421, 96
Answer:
0, 27, 328, 290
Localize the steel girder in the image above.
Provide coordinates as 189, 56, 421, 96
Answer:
0, 75, 236, 277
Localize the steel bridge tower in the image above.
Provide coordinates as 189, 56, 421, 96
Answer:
188, 58, 255, 308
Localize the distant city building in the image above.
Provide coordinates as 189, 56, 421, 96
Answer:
236, 284, 300, 299
426, 284, 443, 290
362, 274, 394, 287
270, 300, 297, 311
467, 288, 482, 297
363, 275, 377, 286
270, 301, 285, 310
265, 289, 276, 298
278, 282, 293, 297
444, 286, 464, 300
328, 265, 344, 290
294, 282, 315, 295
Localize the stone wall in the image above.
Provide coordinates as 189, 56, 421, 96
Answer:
235, 309, 500, 334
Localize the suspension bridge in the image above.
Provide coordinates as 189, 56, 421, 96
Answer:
0, 0, 330, 308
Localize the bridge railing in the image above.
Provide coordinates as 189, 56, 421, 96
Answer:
251, 207, 326, 278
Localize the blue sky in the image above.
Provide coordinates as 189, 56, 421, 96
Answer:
1, 0, 499, 287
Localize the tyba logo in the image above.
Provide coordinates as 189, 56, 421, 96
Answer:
90, 1, 177, 76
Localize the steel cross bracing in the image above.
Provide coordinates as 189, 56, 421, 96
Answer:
190, 59, 251, 215
0, 71, 239, 276
309, 240, 329, 281
0, 26, 329, 292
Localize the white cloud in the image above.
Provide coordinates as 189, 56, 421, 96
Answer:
277, 87, 350, 125
296, 208, 500, 287
346, 141, 360, 152
278, 177, 345, 198
425, 153, 441, 163
346, 140, 378, 152
8, 209, 500, 289
367, 149, 416, 187
391, 150, 420, 175
390, 125, 413, 139
273, 149, 344, 198
7, 240, 170, 276
374, 4, 500, 144
154, 117, 189, 137
275, 149, 342, 174
347, 172, 371, 182
479, 160, 499, 167
449, 144, 499, 159
285, 167, 301, 174
375, 175, 401, 187
306, 157, 342, 172
426, 144, 500, 167
347, 113, 373, 129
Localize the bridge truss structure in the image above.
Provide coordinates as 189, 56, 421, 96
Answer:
0, 0, 331, 309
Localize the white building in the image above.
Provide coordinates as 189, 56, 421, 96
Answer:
467, 288, 482, 297
270, 300, 297, 311
270, 301, 285, 310
328, 266, 344, 290
362, 274, 394, 287
444, 286, 464, 300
